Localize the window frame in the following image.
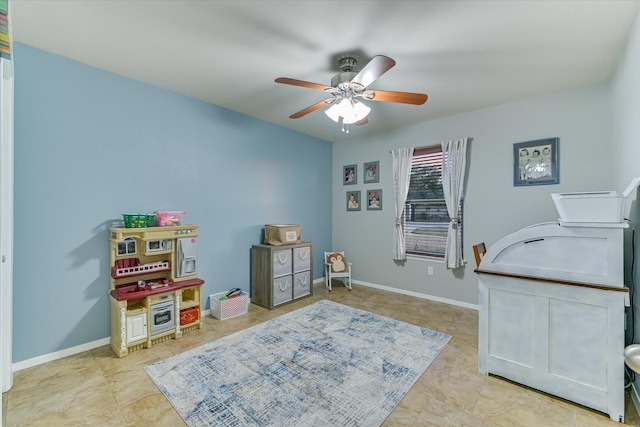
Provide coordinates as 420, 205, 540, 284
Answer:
404, 145, 463, 259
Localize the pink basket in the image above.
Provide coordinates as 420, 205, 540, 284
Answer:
154, 211, 186, 227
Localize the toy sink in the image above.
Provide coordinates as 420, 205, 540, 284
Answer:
551, 177, 640, 223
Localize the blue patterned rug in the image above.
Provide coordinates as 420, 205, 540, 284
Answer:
145, 299, 451, 426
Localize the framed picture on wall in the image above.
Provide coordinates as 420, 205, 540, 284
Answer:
513, 137, 559, 186
346, 191, 361, 211
366, 189, 382, 210
364, 161, 379, 183
343, 164, 357, 185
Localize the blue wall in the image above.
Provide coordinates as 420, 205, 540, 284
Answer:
12, 43, 332, 363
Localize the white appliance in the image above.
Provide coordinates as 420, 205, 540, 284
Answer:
150, 300, 174, 336
146, 239, 171, 253
177, 237, 197, 277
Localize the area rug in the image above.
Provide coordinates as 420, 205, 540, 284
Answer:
144, 299, 451, 426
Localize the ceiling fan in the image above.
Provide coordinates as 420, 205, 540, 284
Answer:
275, 55, 428, 133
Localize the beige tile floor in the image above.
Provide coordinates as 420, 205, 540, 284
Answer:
3, 282, 640, 426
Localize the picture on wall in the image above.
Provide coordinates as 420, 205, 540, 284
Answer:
346, 191, 361, 211
366, 189, 382, 210
343, 164, 357, 185
364, 161, 379, 183
513, 137, 559, 186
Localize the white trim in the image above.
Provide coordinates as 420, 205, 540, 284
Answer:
12, 277, 475, 371
351, 278, 479, 310
0, 55, 14, 393
12, 337, 110, 372
406, 254, 445, 264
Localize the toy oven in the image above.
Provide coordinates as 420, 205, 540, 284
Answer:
150, 301, 174, 336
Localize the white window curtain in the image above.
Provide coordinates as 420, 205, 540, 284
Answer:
441, 137, 469, 269
391, 147, 414, 261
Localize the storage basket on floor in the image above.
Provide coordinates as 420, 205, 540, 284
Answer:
209, 291, 249, 320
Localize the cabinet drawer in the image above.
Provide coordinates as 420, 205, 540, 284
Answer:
272, 249, 292, 277
293, 271, 311, 299
293, 246, 311, 273
272, 275, 293, 306
148, 292, 175, 304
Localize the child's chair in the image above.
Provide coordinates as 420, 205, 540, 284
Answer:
472, 242, 486, 268
324, 251, 352, 291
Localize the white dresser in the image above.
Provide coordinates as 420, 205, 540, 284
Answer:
476, 221, 629, 422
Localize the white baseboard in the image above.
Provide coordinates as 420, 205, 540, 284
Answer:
12, 277, 475, 373
12, 337, 111, 372
351, 279, 479, 311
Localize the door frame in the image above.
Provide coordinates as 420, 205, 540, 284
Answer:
1, 55, 15, 394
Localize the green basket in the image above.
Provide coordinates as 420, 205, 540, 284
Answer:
122, 214, 155, 228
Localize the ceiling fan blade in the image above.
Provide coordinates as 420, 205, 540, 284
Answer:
289, 98, 336, 119
350, 55, 396, 88
275, 77, 332, 92
355, 118, 369, 126
363, 90, 428, 105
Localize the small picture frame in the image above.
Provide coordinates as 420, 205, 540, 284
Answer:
346, 191, 361, 211
366, 189, 382, 210
343, 164, 357, 185
364, 161, 379, 183
513, 137, 559, 186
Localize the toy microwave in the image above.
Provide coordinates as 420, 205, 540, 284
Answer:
146, 239, 172, 253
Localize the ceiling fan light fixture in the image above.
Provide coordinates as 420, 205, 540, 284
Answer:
325, 99, 370, 124
343, 100, 370, 124
324, 103, 342, 122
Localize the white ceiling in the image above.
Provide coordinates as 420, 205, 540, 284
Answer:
10, 1, 640, 143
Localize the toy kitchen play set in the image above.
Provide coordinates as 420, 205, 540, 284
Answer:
474, 177, 640, 422
108, 211, 204, 357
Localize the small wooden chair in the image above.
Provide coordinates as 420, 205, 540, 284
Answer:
472, 242, 486, 268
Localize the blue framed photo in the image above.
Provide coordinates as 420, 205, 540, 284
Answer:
514, 137, 559, 186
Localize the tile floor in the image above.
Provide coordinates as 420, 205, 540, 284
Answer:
3, 282, 640, 426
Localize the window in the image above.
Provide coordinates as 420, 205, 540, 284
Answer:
404, 146, 463, 258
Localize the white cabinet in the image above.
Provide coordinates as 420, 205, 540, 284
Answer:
126, 311, 147, 344
478, 273, 628, 422
476, 221, 630, 422
251, 242, 313, 309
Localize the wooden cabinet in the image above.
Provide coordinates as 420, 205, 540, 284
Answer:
477, 273, 628, 422
251, 242, 313, 310
475, 222, 630, 422
109, 225, 204, 357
